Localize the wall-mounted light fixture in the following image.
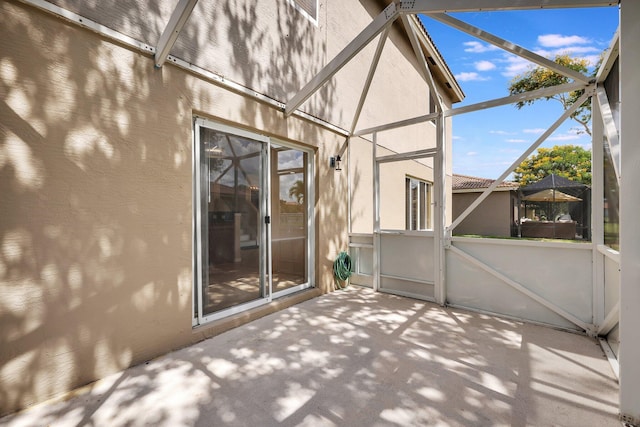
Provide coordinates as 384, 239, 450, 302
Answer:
330, 155, 342, 171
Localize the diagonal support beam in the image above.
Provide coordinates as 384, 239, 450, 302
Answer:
426, 12, 591, 84
449, 90, 592, 232
356, 82, 586, 135
399, 0, 616, 13
598, 301, 619, 336
448, 244, 593, 332
596, 86, 621, 184
155, 0, 198, 68
596, 30, 619, 84
285, 2, 399, 116
350, 28, 390, 134
446, 81, 588, 117
401, 14, 444, 112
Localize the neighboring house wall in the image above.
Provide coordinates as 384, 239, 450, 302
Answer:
452, 191, 515, 237
0, 0, 457, 415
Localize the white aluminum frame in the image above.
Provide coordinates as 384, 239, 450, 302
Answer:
155, 0, 199, 68
193, 118, 271, 325
426, 12, 591, 84
448, 242, 593, 332
619, 2, 640, 421
22, 0, 635, 418
595, 87, 621, 183
449, 90, 592, 232
592, 89, 606, 331
269, 138, 316, 300
350, 28, 390, 134
405, 177, 433, 231
17, 0, 350, 138
401, 14, 444, 113
192, 119, 316, 325
399, 0, 616, 12
285, 1, 400, 115
375, 146, 438, 302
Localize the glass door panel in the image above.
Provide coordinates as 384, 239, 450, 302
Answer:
271, 144, 308, 295
200, 126, 266, 316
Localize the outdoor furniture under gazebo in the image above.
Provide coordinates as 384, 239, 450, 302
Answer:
519, 174, 590, 239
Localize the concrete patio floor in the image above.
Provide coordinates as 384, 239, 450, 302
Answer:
1, 287, 620, 426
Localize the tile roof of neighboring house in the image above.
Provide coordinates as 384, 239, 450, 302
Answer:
453, 174, 520, 191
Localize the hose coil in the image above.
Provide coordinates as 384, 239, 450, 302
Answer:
333, 251, 352, 289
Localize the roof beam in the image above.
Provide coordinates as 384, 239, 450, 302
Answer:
399, 0, 616, 13
285, 2, 399, 116
155, 0, 198, 68
426, 12, 592, 84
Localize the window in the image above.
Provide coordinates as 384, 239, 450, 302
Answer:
406, 177, 432, 230
288, 0, 318, 24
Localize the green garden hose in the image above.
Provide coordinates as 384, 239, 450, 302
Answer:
333, 251, 352, 290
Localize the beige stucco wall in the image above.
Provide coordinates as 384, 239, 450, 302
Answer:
0, 1, 348, 415
0, 0, 457, 415
452, 191, 515, 237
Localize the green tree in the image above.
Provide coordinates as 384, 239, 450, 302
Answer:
514, 145, 591, 187
509, 54, 593, 136
287, 179, 305, 204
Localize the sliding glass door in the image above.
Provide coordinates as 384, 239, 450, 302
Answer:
194, 119, 313, 324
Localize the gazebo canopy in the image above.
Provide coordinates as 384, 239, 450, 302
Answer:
522, 188, 582, 202
521, 174, 589, 198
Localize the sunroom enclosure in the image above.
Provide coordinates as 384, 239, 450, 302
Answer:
4, 0, 637, 423
281, 1, 636, 422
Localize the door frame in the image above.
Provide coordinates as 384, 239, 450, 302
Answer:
192, 118, 315, 326
270, 138, 316, 300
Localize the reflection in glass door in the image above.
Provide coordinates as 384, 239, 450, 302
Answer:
271, 143, 310, 297
197, 123, 267, 319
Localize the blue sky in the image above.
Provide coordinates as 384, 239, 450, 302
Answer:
418, 6, 619, 180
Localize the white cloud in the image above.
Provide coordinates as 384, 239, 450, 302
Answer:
490, 130, 514, 135
506, 139, 527, 143
538, 34, 590, 48
475, 60, 496, 71
536, 46, 600, 61
558, 45, 599, 54
452, 135, 463, 140
466, 151, 478, 156
454, 72, 489, 82
523, 128, 545, 134
549, 133, 580, 141
501, 55, 534, 78
583, 54, 603, 67
463, 41, 499, 53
